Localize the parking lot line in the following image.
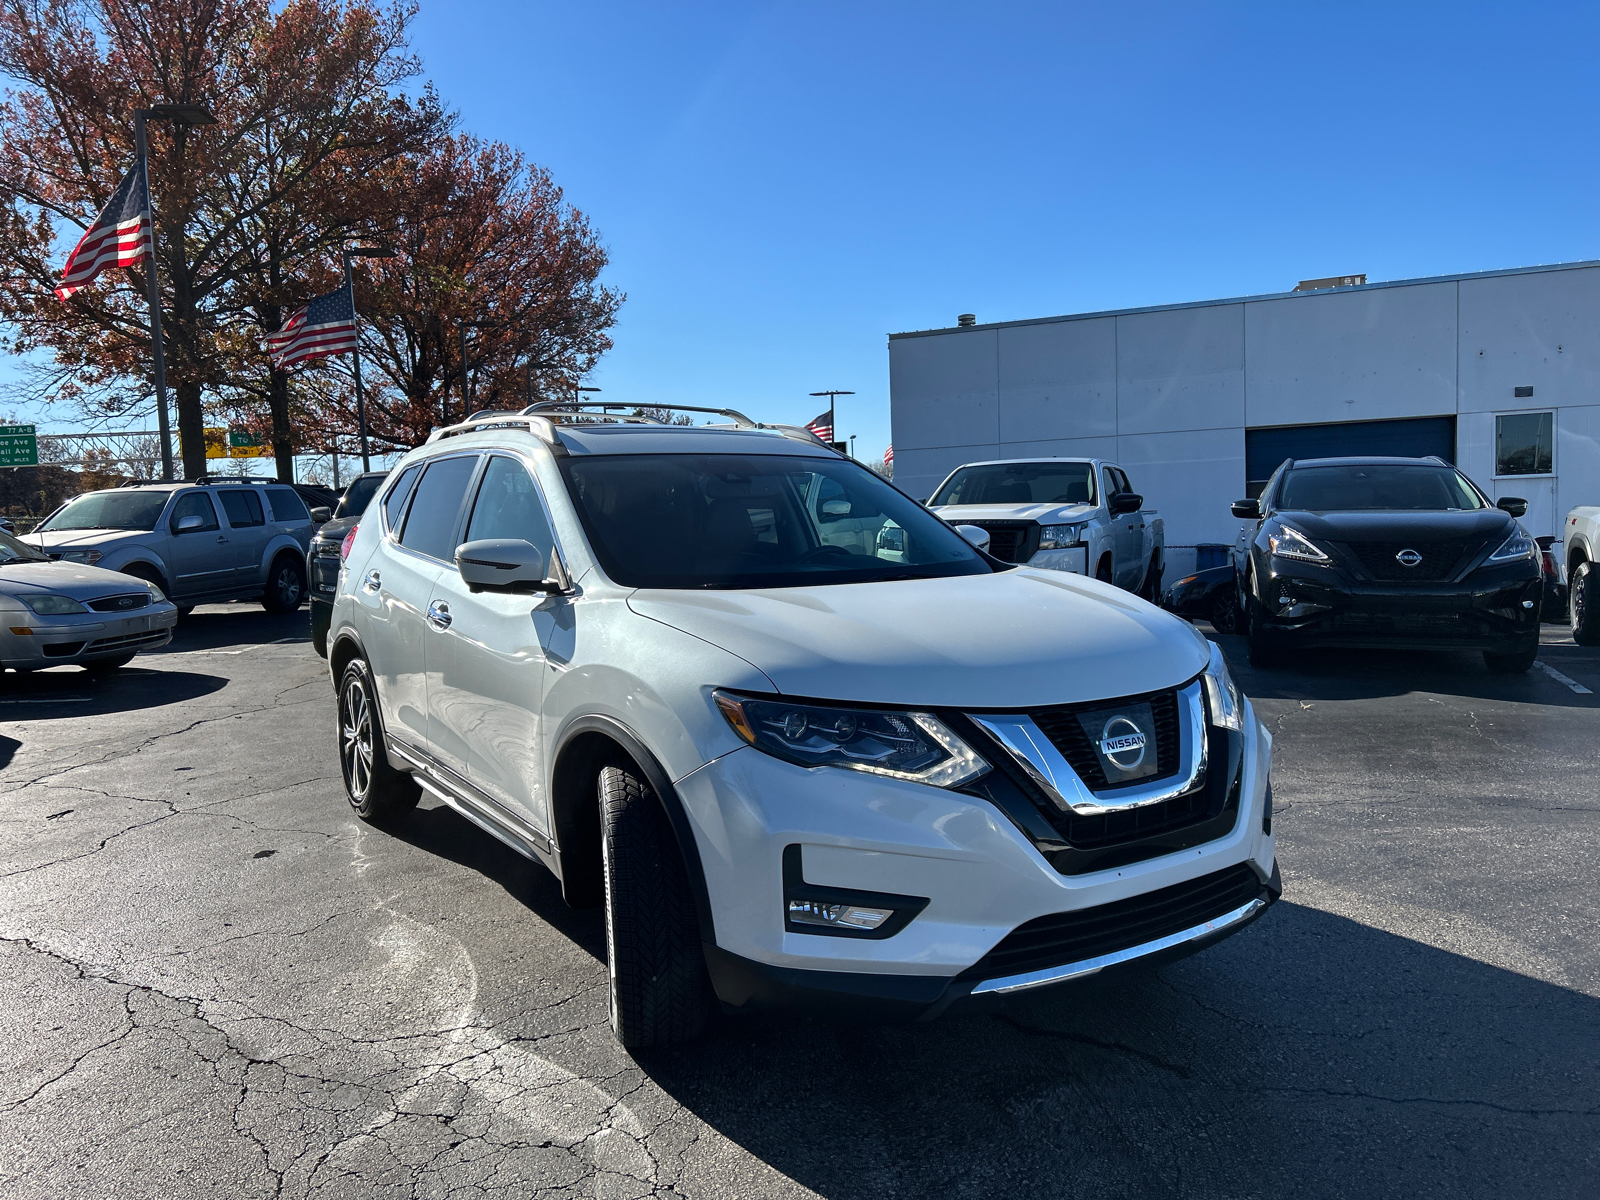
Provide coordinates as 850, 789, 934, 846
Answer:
1533, 660, 1593, 694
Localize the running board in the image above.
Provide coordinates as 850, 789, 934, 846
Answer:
386, 738, 556, 869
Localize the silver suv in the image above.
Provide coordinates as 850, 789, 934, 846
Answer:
328, 404, 1278, 1050
31, 480, 315, 613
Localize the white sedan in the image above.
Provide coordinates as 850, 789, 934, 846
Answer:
0, 529, 178, 675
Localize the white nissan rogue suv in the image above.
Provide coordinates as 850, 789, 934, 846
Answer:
327, 404, 1279, 1048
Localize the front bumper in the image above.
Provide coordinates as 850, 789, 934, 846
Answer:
1, 601, 178, 669
1255, 559, 1541, 650
675, 699, 1276, 1018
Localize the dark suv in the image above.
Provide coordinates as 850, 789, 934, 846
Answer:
1231, 456, 1542, 673
308, 471, 388, 656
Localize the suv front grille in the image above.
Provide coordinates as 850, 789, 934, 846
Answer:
960, 520, 1039, 564
1343, 539, 1473, 582
1029, 687, 1181, 791
958, 863, 1264, 982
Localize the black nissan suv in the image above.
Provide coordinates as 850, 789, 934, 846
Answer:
1231, 456, 1542, 673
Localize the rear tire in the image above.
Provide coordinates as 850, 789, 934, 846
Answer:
1208, 588, 1239, 634
262, 554, 306, 614
599, 760, 712, 1049
337, 658, 419, 822
1571, 561, 1600, 646
1484, 643, 1538, 674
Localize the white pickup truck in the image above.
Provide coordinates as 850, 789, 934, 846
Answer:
926, 457, 1165, 598
1563, 505, 1600, 644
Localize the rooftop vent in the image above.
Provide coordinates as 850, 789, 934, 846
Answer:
957, 313, 976, 327
1293, 274, 1366, 292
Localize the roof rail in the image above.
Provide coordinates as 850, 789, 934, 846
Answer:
523, 400, 761, 429
425, 412, 568, 454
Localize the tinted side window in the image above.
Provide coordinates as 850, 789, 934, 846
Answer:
400, 457, 479, 561
218, 490, 264, 527
1101, 467, 1120, 500
266, 487, 309, 522
1114, 468, 1132, 494
464, 456, 555, 561
381, 465, 422, 535
169, 492, 219, 533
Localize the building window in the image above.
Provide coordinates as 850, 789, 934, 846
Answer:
1495, 412, 1553, 476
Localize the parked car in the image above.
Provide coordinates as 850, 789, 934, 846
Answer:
0, 516, 15, 533
925, 458, 1164, 598
1563, 505, 1600, 644
327, 409, 1278, 1049
1232, 456, 1542, 672
0, 527, 177, 674
28, 480, 315, 615
1164, 564, 1238, 632
308, 470, 389, 656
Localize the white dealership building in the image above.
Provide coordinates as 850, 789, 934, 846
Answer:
888, 260, 1600, 578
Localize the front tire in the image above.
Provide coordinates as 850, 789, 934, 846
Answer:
1208, 588, 1239, 634
1571, 561, 1600, 646
262, 554, 306, 614
337, 659, 419, 822
1246, 594, 1282, 668
599, 760, 712, 1049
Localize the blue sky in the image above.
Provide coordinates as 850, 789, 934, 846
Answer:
14, 1, 1600, 468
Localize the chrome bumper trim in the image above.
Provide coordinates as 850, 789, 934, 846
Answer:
970, 897, 1266, 995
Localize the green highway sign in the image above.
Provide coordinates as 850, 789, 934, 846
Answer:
0, 424, 37, 467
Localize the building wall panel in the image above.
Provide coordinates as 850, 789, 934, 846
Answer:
996, 318, 1117, 443
1244, 283, 1457, 427
888, 330, 998, 452
1116, 304, 1245, 435
1116, 428, 1245, 551
1458, 266, 1600, 413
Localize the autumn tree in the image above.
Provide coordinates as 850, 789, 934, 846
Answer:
0, 0, 440, 479
283, 133, 622, 454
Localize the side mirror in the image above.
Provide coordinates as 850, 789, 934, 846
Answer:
820, 499, 852, 518
1109, 492, 1143, 516
456, 538, 556, 594
1231, 498, 1261, 519
309, 506, 332, 523
1497, 497, 1528, 518
953, 524, 991, 553
175, 514, 205, 533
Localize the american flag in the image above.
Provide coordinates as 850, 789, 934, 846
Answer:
55, 160, 153, 300
804, 411, 833, 443
883, 444, 893, 465
266, 282, 358, 370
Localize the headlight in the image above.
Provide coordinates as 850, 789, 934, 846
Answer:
1203, 640, 1244, 731
1487, 525, 1537, 563
58, 549, 102, 565
1038, 523, 1085, 550
713, 692, 989, 788
143, 581, 165, 602
22, 594, 89, 615
1267, 525, 1330, 565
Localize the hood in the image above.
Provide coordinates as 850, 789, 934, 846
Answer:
0, 559, 157, 600
1280, 509, 1512, 545
628, 568, 1208, 709
30, 528, 150, 552
930, 502, 1095, 525
314, 515, 360, 544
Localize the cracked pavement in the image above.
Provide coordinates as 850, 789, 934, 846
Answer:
0, 605, 1596, 1197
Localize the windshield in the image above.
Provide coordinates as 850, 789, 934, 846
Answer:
37, 489, 170, 532
1277, 464, 1488, 512
559, 453, 996, 589
334, 473, 387, 519
932, 462, 1095, 507
0, 529, 50, 563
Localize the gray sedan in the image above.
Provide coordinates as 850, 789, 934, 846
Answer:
0, 530, 177, 674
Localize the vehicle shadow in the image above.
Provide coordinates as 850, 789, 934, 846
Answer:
387, 798, 606, 962
624, 903, 1598, 1198
0, 661, 229, 717
143, 602, 313, 654
1208, 631, 1600, 708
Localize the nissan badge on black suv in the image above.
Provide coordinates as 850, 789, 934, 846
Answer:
1231, 456, 1542, 673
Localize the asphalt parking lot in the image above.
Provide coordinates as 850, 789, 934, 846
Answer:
0, 604, 1596, 1199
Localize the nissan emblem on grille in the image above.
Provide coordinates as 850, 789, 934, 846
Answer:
1395, 548, 1423, 567
1098, 716, 1147, 770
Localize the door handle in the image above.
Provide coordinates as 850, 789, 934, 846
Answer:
426, 599, 452, 630
216, 535, 228, 543
363, 570, 381, 593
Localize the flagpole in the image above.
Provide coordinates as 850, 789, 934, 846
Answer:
341, 251, 370, 473
134, 110, 175, 483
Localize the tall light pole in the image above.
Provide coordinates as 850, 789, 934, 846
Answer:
134, 102, 215, 481
809, 390, 854, 451
342, 245, 394, 472
455, 318, 497, 420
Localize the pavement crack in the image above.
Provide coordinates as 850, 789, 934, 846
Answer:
993, 1013, 1193, 1078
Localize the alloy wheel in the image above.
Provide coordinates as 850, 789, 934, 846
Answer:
277, 565, 303, 607
339, 678, 374, 799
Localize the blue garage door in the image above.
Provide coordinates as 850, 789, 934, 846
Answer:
1245, 416, 1457, 497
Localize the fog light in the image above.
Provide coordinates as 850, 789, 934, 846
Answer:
1522, 600, 1534, 609
10, 627, 33, 636
786, 899, 892, 931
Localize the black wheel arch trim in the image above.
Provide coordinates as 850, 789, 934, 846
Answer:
551, 713, 717, 945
